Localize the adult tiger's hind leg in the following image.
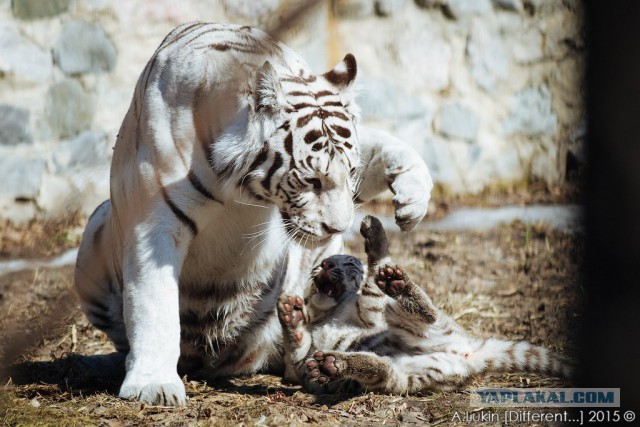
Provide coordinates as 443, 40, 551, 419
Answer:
74, 200, 129, 352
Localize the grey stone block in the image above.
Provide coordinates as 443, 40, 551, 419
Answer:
446, 0, 492, 19
12, 0, 70, 20
0, 155, 45, 200
53, 130, 110, 171
376, 0, 407, 16
221, 0, 283, 22
53, 20, 117, 75
436, 103, 480, 141
358, 77, 431, 121
0, 21, 53, 82
46, 79, 96, 139
503, 86, 557, 137
0, 104, 32, 145
467, 21, 509, 93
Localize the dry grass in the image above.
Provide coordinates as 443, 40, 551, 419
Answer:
0, 209, 582, 426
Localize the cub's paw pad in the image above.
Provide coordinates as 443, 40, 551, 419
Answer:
376, 265, 408, 296
277, 295, 305, 328
306, 351, 339, 384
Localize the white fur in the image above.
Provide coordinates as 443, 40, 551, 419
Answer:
74, 23, 433, 406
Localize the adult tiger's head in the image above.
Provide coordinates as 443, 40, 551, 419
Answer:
242, 54, 360, 243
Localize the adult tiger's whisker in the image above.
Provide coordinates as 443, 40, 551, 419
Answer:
234, 200, 270, 209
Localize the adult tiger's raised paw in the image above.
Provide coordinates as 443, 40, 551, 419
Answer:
388, 162, 433, 232
355, 126, 434, 231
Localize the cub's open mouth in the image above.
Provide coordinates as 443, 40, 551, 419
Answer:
314, 273, 337, 297
313, 265, 344, 299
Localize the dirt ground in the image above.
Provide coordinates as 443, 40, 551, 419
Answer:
0, 191, 583, 426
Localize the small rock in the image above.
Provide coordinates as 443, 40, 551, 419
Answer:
503, 86, 557, 137
333, 0, 375, 18
446, 0, 492, 19
436, 103, 480, 141
375, 0, 407, 16
46, 79, 96, 138
0, 21, 53, 82
53, 21, 117, 75
0, 104, 32, 145
399, 411, 423, 423
30, 397, 40, 408
12, 0, 70, 20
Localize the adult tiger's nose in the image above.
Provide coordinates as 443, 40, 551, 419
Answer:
322, 223, 342, 235
321, 260, 335, 270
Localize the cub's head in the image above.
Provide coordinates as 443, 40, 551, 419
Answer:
307, 255, 364, 313
243, 55, 360, 245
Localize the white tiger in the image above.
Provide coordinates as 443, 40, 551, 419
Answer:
74, 22, 433, 406
277, 216, 572, 394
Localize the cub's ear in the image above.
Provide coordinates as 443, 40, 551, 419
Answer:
322, 53, 358, 105
250, 61, 286, 116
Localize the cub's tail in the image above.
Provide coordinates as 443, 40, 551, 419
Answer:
468, 338, 573, 379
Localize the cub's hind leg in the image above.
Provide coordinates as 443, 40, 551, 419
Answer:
74, 200, 129, 352
305, 351, 394, 392
277, 295, 312, 383
305, 351, 475, 394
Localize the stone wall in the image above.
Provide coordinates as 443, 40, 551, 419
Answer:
0, 0, 584, 222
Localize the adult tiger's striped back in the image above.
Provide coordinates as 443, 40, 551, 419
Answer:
74, 22, 434, 406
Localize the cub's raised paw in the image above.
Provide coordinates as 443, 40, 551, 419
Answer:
277, 295, 305, 330
360, 215, 390, 265
306, 351, 340, 385
119, 376, 186, 406
376, 264, 408, 296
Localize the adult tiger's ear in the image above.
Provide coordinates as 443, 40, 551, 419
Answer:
323, 54, 357, 88
322, 54, 358, 103
250, 61, 286, 116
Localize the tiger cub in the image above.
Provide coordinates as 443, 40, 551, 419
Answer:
277, 216, 572, 393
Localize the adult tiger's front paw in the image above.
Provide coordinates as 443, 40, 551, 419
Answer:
119, 372, 186, 406
389, 166, 433, 232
